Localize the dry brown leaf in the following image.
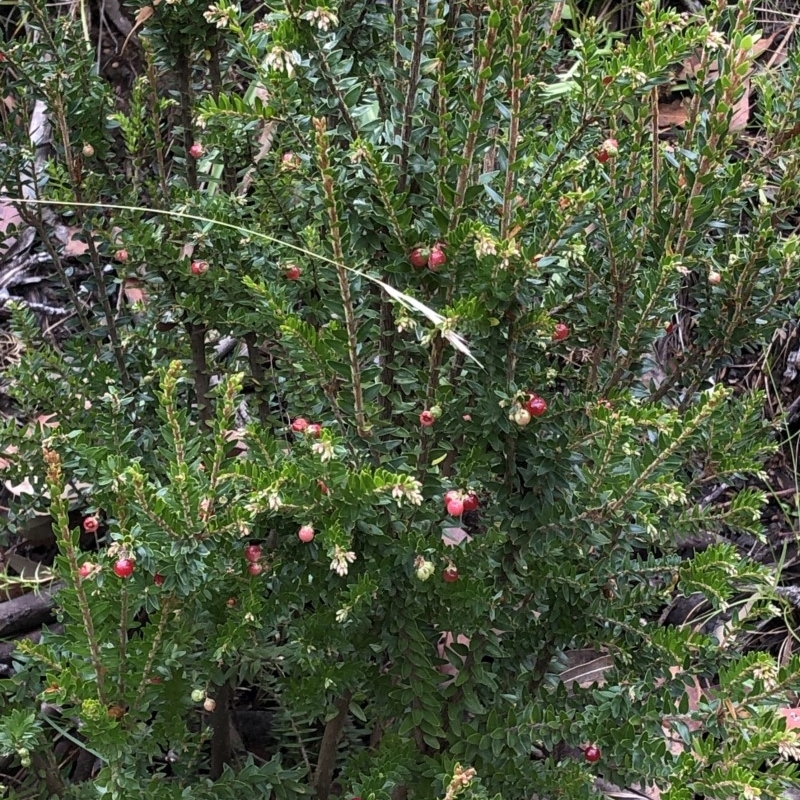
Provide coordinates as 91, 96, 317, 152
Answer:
123, 277, 149, 307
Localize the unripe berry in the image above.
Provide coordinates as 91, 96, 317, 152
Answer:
82, 143, 95, 158
414, 556, 435, 581
307, 423, 323, 438
78, 562, 93, 579
285, 264, 302, 280
191, 689, 205, 703
203, 697, 216, 712
511, 406, 531, 426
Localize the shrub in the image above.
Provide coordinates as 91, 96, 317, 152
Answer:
1, 0, 800, 798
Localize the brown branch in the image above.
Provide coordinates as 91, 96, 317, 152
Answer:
313, 691, 352, 800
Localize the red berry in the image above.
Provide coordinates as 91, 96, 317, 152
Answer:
188, 142, 204, 159
291, 417, 309, 432
78, 562, 93, 579
526, 394, 548, 417
442, 565, 459, 583
226, 597, 237, 607
595, 138, 618, 163
153, 573, 165, 586
552, 323, 570, 342
307, 423, 322, 438
298, 525, 315, 543
113, 558, 135, 578
248, 562, 263, 576
428, 245, 447, 271
584, 745, 601, 763
419, 410, 435, 427
114, 249, 128, 263
285, 265, 302, 280
409, 246, 430, 268
82, 516, 99, 533
244, 545, 262, 563
190, 260, 209, 276
317, 479, 330, 495
446, 498, 464, 517
462, 492, 479, 512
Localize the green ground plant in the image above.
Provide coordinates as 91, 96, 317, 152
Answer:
2, 0, 800, 797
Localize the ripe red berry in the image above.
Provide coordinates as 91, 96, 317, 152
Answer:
114, 249, 128, 263
153, 573, 165, 586
419, 410, 435, 427
113, 558, 135, 578
248, 562, 264, 576
595, 138, 618, 163
78, 562, 93, 579
307, 423, 322, 438
190, 260, 209, 276
442, 565, 459, 583
552, 323, 570, 342
83, 516, 99, 533
317, 479, 330, 495
298, 525, 315, 543
446, 498, 464, 517
409, 246, 430, 269
291, 417, 309, 432
188, 142, 204, 159
285, 264, 302, 280
428, 245, 447, 271
584, 745, 601, 763
244, 545, 262, 563
462, 492, 479, 512
526, 394, 548, 417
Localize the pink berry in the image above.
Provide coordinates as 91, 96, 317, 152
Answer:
291, 417, 309, 432
584, 745, 601, 763
442, 565, 459, 583
114, 249, 128, 263
298, 525, 315, 543
428, 245, 447, 271
409, 246, 430, 268
444, 490, 460, 506
552, 323, 569, 342
419, 410, 435, 427
82, 516, 99, 534
285, 265, 302, 280
188, 142, 204, 159
244, 545, 262, 563
526, 394, 548, 417
317, 479, 329, 495
153, 573, 165, 586
708, 271, 721, 285
113, 558, 135, 578
190, 260, 209, 276
78, 562, 93, 579
446, 498, 464, 517
307, 423, 322, 438
248, 562, 263, 576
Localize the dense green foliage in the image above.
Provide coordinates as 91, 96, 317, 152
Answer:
2, 0, 800, 798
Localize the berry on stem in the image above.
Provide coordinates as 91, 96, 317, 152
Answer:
298, 525, 315, 543
584, 745, 601, 763
446, 497, 464, 517
83, 516, 99, 534
428, 244, 447, 271
595, 138, 618, 163
248, 562, 264, 576
190, 260, 209, 276
526, 394, 548, 417
285, 264, 302, 280
307, 423, 323, 438
442, 565, 459, 583
419, 410, 435, 427
78, 562, 93, 579
188, 142, 204, 159
291, 417, 309, 433
462, 492, 479, 512
113, 558, 135, 578
113, 249, 128, 263
552, 322, 570, 342
409, 246, 430, 268
244, 544, 262, 563
511, 406, 531, 426
153, 573, 165, 586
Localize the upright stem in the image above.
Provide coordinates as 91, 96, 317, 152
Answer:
313, 692, 352, 800
210, 681, 233, 780
500, 1, 523, 239
450, 11, 500, 230
314, 118, 368, 439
